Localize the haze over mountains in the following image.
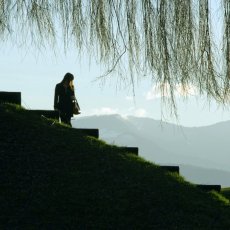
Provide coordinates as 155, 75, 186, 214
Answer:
72, 115, 230, 187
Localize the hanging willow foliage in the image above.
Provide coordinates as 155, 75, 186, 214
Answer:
0, 0, 229, 111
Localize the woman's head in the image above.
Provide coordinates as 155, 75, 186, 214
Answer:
61, 73, 74, 89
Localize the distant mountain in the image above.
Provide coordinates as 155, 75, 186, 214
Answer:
72, 115, 230, 187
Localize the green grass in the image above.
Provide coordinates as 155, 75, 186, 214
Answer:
1, 103, 230, 229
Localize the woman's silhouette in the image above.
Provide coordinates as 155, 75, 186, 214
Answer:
54, 73, 76, 126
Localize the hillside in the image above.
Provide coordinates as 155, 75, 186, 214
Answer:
1, 104, 230, 229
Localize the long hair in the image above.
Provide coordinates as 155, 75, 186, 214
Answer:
61, 73, 74, 90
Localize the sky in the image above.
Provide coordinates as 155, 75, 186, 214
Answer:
1, 1, 230, 127
1, 42, 230, 128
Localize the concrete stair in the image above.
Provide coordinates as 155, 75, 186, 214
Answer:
29, 110, 99, 138
30, 110, 59, 120
118, 147, 139, 156
73, 128, 99, 138
0, 91, 21, 105
160, 165, 180, 174
195, 184, 221, 193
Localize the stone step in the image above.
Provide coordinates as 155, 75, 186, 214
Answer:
29, 110, 99, 138
0, 91, 21, 105
118, 147, 139, 156
74, 128, 99, 138
29, 110, 59, 120
195, 184, 221, 193
160, 166, 180, 174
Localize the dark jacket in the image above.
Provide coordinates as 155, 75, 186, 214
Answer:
54, 83, 75, 116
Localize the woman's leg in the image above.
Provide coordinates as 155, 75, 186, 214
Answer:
66, 115, 72, 127
60, 112, 72, 127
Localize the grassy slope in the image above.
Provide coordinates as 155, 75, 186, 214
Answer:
0, 104, 230, 229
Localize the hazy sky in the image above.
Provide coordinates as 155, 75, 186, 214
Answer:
1, 1, 229, 127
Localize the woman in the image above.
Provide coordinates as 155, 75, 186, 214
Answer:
54, 73, 76, 126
